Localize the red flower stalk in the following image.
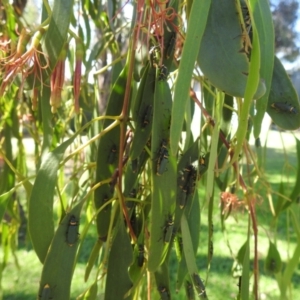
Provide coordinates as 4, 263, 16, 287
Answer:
73, 39, 83, 114
0, 28, 48, 97
50, 45, 67, 113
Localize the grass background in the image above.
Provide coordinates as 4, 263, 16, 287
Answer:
2, 129, 300, 300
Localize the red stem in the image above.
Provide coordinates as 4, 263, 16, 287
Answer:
189, 88, 248, 191
190, 87, 259, 297
117, 0, 145, 243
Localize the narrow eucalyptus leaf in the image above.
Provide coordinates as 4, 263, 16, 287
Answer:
28, 134, 77, 263
38, 200, 84, 300
104, 219, 133, 300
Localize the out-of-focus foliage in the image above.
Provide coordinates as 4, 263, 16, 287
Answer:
272, 0, 299, 61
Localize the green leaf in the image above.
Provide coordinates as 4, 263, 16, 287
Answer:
28, 134, 77, 263
84, 239, 103, 282
252, 0, 275, 138
274, 181, 286, 216
43, 0, 74, 70
131, 62, 150, 122
81, 281, 98, 300
232, 7, 262, 163
0, 124, 15, 194
264, 241, 282, 274
236, 240, 248, 265
176, 192, 201, 291
206, 91, 223, 199
170, 0, 211, 154
94, 65, 127, 240
288, 138, 300, 204
221, 94, 233, 135
240, 239, 250, 300
130, 64, 155, 160
181, 214, 208, 299
266, 56, 300, 130
277, 137, 300, 212
38, 199, 85, 300
277, 209, 300, 297
198, 0, 266, 99
40, 86, 53, 153
148, 75, 176, 272
104, 217, 133, 300
154, 261, 172, 299
0, 188, 16, 222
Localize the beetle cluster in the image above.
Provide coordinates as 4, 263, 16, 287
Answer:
158, 286, 171, 300
137, 244, 145, 267
271, 102, 298, 114
239, 2, 252, 56
39, 283, 52, 300
165, 32, 176, 59
209, 240, 214, 259
185, 281, 195, 300
126, 188, 137, 209
163, 214, 174, 244
156, 139, 169, 176
66, 215, 80, 247
178, 164, 197, 209
192, 273, 207, 298
129, 205, 144, 239
199, 154, 206, 175
141, 105, 153, 129
107, 144, 117, 164
158, 65, 169, 81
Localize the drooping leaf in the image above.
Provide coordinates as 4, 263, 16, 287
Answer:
264, 241, 282, 274
28, 134, 77, 263
266, 56, 300, 130
171, 0, 211, 154
38, 199, 85, 300
198, 0, 266, 99
104, 216, 133, 300
252, 0, 275, 138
